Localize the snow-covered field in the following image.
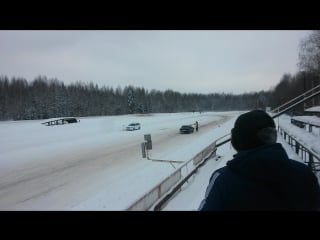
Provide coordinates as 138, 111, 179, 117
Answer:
1, 111, 318, 210
0, 111, 241, 210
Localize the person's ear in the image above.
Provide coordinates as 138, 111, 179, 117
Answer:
257, 127, 277, 144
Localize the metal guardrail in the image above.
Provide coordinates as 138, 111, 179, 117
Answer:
290, 117, 320, 134
126, 170, 182, 211
152, 145, 217, 211
278, 127, 320, 172
126, 141, 217, 211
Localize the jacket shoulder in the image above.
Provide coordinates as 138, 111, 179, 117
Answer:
209, 166, 228, 180
289, 159, 315, 175
288, 159, 320, 190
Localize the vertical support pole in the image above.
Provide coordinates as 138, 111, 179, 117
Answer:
295, 141, 300, 154
308, 152, 314, 171
141, 142, 146, 158
284, 132, 287, 140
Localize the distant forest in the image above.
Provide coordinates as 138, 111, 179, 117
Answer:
0, 72, 318, 121
1, 30, 320, 121
0, 75, 270, 120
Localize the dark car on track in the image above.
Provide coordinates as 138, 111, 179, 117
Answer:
179, 125, 194, 134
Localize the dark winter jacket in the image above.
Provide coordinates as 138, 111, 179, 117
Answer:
199, 143, 320, 211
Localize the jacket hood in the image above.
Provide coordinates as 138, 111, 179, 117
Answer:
227, 143, 291, 186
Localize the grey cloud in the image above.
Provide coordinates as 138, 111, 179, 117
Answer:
0, 30, 311, 94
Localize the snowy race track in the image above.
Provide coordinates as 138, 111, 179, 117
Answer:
0, 111, 240, 210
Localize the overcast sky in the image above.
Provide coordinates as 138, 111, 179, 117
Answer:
0, 30, 310, 94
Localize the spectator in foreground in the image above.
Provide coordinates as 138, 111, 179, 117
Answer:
199, 110, 320, 211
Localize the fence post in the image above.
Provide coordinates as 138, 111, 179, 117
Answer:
308, 152, 314, 171
289, 136, 292, 147
295, 141, 300, 154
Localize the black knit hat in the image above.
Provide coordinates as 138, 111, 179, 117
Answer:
231, 110, 277, 151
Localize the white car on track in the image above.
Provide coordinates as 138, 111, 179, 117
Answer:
126, 122, 141, 131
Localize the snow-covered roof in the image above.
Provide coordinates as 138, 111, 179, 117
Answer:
292, 115, 320, 126
305, 106, 320, 112
278, 115, 320, 156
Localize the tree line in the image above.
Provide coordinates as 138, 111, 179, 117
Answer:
0, 75, 270, 120
271, 30, 320, 113
1, 31, 319, 121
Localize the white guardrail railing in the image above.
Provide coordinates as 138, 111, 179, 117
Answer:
126, 141, 217, 211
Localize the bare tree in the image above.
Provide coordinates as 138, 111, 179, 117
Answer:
299, 30, 320, 75
298, 30, 320, 106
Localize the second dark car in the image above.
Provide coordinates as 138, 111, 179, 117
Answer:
179, 125, 194, 134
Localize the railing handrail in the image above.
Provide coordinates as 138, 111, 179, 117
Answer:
271, 90, 320, 119
152, 145, 217, 211
271, 84, 320, 113
279, 126, 320, 159
126, 139, 217, 211
278, 126, 320, 172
